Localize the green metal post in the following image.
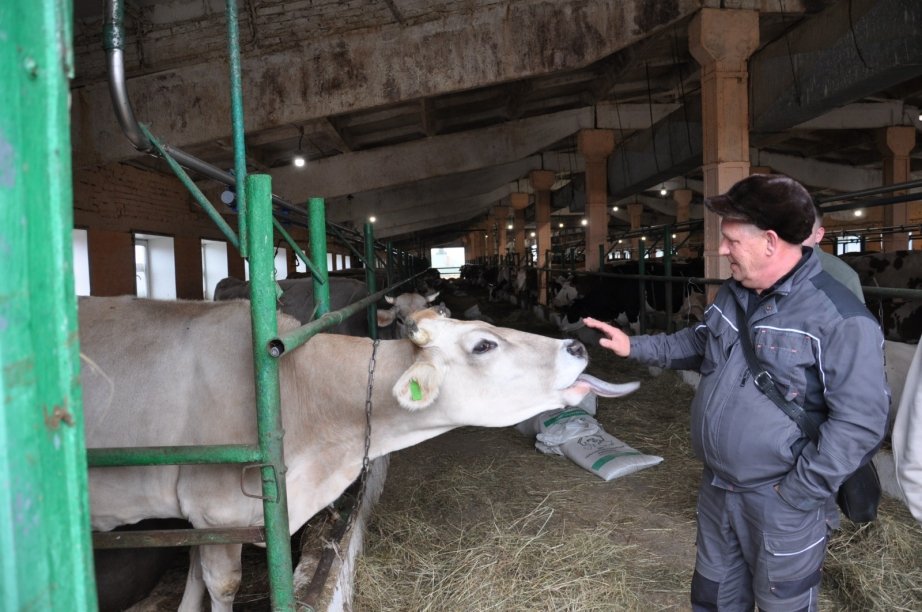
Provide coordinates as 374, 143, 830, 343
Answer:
246, 175, 295, 611
663, 227, 673, 333
386, 240, 394, 286
226, 0, 248, 257
0, 0, 98, 608
308, 198, 330, 317
365, 223, 378, 339
638, 241, 647, 334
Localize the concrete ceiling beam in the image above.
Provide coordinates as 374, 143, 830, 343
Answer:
72, 0, 700, 168
750, 0, 922, 133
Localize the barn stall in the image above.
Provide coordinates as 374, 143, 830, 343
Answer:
6, 0, 922, 610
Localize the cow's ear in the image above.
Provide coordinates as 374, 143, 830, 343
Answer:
377, 308, 397, 328
393, 352, 446, 410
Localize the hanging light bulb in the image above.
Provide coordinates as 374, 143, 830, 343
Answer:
612, 205, 619, 212
293, 126, 306, 168
580, 218, 588, 226
659, 184, 668, 196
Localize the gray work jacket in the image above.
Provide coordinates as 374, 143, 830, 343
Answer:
629, 250, 890, 511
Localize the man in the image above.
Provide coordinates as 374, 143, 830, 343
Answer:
585, 174, 889, 611
802, 202, 864, 302
894, 340, 922, 525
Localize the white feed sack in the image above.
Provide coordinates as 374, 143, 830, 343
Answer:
515, 401, 663, 482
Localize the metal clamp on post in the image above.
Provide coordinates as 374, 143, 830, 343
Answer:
240, 463, 280, 503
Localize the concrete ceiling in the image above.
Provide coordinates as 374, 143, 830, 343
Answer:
70, 0, 922, 249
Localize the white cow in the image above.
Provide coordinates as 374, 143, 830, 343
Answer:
80, 297, 638, 611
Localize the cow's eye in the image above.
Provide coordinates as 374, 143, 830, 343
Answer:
472, 339, 497, 354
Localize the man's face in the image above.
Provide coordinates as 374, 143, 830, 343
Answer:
718, 218, 769, 289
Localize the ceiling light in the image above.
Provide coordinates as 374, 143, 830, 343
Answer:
641, 236, 646, 241
854, 209, 864, 217
293, 126, 306, 168
369, 216, 376, 223
612, 206, 619, 212
507, 224, 513, 230
659, 187, 668, 196
580, 219, 588, 226
672, 234, 677, 239
530, 231, 536, 237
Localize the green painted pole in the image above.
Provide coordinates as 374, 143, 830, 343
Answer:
87, 444, 263, 467
308, 198, 330, 318
0, 0, 98, 608
226, 0, 248, 257
364, 223, 379, 339
273, 218, 323, 282
663, 227, 673, 333
246, 175, 295, 611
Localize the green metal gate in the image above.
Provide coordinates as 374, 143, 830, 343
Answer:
0, 0, 98, 609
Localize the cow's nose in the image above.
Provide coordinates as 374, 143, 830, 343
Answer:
566, 339, 587, 359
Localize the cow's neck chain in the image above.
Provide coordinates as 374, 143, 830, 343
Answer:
350, 338, 378, 529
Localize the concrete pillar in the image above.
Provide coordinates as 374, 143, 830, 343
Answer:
494, 205, 510, 260
628, 202, 644, 258
690, 8, 759, 296
673, 188, 694, 258
877, 126, 916, 251
87, 229, 137, 296
578, 129, 615, 271
530, 169, 556, 305
175, 236, 204, 299
510, 192, 529, 264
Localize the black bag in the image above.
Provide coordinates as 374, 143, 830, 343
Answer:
836, 462, 881, 523
736, 304, 881, 523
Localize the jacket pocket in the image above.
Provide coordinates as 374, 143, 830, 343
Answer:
762, 527, 825, 599
752, 327, 815, 403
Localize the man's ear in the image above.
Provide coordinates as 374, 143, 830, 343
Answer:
764, 229, 780, 254
393, 350, 447, 410
814, 225, 826, 243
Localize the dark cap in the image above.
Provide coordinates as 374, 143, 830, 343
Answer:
704, 174, 815, 244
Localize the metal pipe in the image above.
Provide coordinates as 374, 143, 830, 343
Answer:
87, 444, 263, 467
365, 222, 378, 340
273, 217, 324, 282
246, 175, 295, 611
816, 178, 922, 204
309, 197, 331, 317
103, 0, 151, 152
142, 125, 240, 249
226, 0, 249, 257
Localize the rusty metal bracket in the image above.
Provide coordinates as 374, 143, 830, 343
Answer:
240, 463, 280, 503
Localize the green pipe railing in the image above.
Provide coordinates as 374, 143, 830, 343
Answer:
88, 444, 263, 467
1, 0, 98, 607
247, 175, 295, 610
309, 197, 331, 318
274, 217, 323, 281
365, 222, 379, 340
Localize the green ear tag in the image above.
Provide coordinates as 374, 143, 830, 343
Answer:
409, 378, 422, 401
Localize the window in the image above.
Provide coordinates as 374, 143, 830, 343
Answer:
135, 234, 176, 299
135, 240, 150, 298
837, 235, 862, 255
430, 247, 465, 278
202, 239, 229, 299
73, 229, 90, 296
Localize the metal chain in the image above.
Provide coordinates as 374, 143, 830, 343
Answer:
347, 338, 378, 533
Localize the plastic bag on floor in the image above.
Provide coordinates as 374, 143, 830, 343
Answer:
522, 407, 663, 481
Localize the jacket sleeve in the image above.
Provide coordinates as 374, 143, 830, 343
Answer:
628, 323, 708, 371
777, 314, 890, 510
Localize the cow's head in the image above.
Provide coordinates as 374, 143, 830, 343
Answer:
393, 309, 639, 426
377, 290, 441, 338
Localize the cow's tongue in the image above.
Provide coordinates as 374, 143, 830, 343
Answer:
575, 373, 640, 398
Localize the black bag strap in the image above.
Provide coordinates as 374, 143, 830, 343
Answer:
736, 303, 821, 443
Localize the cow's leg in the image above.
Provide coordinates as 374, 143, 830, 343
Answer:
200, 543, 243, 612
178, 546, 206, 612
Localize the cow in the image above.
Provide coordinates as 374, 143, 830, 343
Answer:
214, 276, 435, 339
80, 297, 639, 611
550, 259, 705, 336
841, 250, 922, 342
377, 289, 441, 338
215, 276, 370, 336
